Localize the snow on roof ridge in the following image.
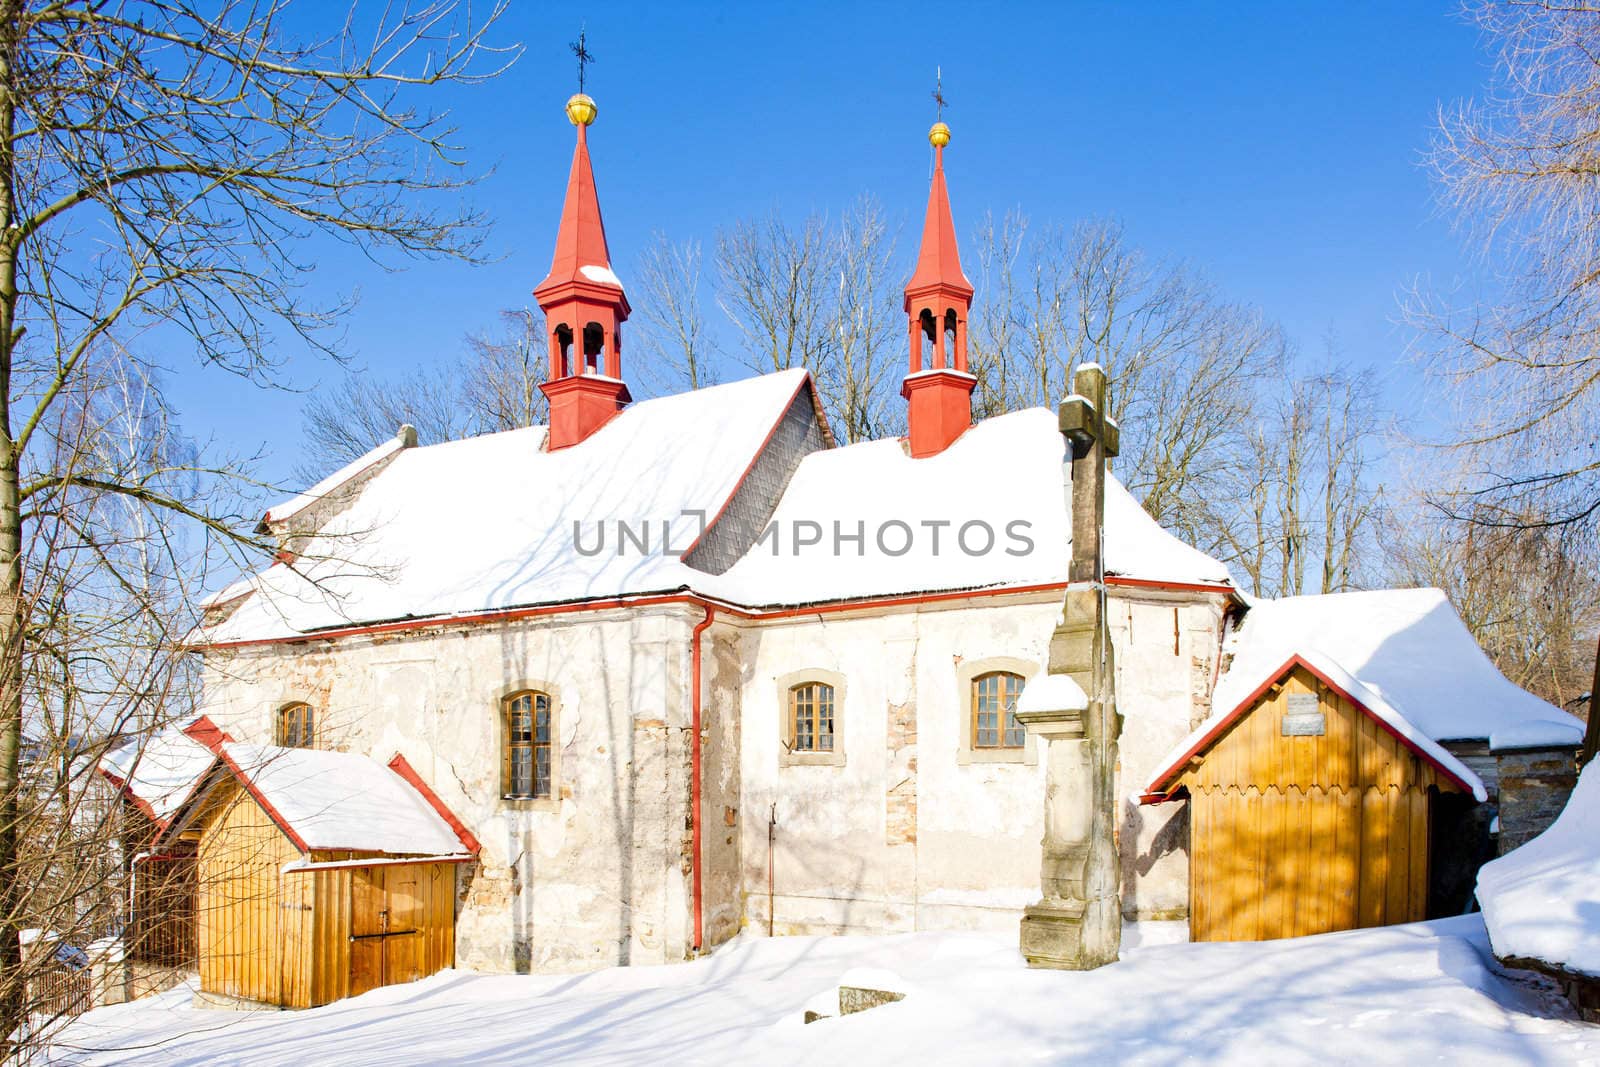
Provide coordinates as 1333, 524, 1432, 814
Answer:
99, 724, 220, 824
264, 428, 414, 526
213, 742, 466, 856
1221, 587, 1579, 747
1144, 648, 1486, 802
696, 405, 1233, 609
202, 368, 819, 643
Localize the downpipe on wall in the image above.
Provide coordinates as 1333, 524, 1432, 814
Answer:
690, 605, 715, 956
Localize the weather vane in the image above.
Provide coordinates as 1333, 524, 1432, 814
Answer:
932, 66, 947, 121
571, 26, 594, 94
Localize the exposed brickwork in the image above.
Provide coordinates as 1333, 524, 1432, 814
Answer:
1494, 745, 1578, 854
886, 699, 917, 847
1188, 653, 1212, 730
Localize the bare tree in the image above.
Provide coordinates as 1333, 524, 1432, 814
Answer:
296, 309, 547, 482
1203, 366, 1380, 599
1388, 498, 1600, 709
633, 235, 715, 392
294, 368, 467, 483
823, 196, 902, 443
966, 214, 1284, 556
715, 208, 837, 375
1316, 369, 1380, 594
697, 202, 903, 443
462, 308, 547, 435
1420, 1, 1600, 755
968, 209, 1028, 420
1423, 1, 1600, 530
0, 2, 512, 1051
11, 348, 217, 1049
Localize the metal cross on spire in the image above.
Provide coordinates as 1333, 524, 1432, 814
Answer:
571, 27, 594, 93
932, 66, 947, 120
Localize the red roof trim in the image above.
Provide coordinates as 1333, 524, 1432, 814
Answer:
195, 577, 1234, 652
1104, 576, 1237, 598
181, 714, 233, 752
387, 753, 482, 855
99, 766, 165, 827
201, 748, 313, 853
1141, 653, 1477, 802
100, 718, 230, 828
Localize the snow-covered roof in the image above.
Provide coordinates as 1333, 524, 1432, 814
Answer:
200, 370, 817, 642
99, 728, 218, 824
697, 407, 1233, 608
1479, 761, 1600, 978
1145, 648, 1487, 803
197, 371, 1234, 643
1214, 588, 1583, 747
208, 744, 469, 856
263, 431, 410, 527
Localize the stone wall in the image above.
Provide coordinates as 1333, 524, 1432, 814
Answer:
1106, 590, 1227, 920
196, 584, 1226, 974
1493, 744, 1579, 853
198, 604, 702, 975
733, 587, 1226, 935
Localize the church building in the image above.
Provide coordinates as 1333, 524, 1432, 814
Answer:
170, 88, 1582, 982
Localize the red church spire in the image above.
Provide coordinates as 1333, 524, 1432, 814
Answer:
902, 113, 976, 458
535, 89, 632, 451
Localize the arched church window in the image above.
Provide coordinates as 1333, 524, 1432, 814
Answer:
276, 702, 315, 749
972, 671, 1026, 749
504, 690, 553, 799
919, 308, 937, 344
788, 682, 835, 754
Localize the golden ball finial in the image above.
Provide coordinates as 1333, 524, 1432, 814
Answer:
566, 92, 597, 126
929, 121, 951, 148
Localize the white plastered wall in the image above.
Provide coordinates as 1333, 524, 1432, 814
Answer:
195, 604, 700, 975
732, 587, 1226, 934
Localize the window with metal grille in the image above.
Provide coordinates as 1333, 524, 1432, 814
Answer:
276, 703, 315, 748
505, 691, 552, 799
788, 682, 835, 753
972, 672, 1026, 749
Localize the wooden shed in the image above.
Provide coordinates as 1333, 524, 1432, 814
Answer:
1143, 653, 1484, 942
100, 717, 226, 980
158, 744, 479, 1009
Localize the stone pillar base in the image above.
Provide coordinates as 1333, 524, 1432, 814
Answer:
1019, 900, 1088, 969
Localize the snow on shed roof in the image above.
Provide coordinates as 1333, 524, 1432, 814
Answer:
1145, 649, 1486, 803
200, 369, 817, 642
210, 744, 469, 856
1478, 760, 1600, 978
1217, 588, 1582, 747
99, 726, 219, 824
699, 407, 1233, 607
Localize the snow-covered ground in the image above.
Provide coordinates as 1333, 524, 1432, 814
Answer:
47, 918, 1597, 1065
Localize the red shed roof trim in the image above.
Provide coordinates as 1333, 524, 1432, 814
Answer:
387, 752, 482, 855
1142, 652, 1485, 804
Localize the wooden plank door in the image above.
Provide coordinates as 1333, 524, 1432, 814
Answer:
384, 869, 424, 985
349, 869, 387, 996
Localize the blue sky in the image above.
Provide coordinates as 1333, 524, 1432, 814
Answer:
160, 1, 1491, 495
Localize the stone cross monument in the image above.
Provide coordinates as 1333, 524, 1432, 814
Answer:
1016, 361, 1122, 970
